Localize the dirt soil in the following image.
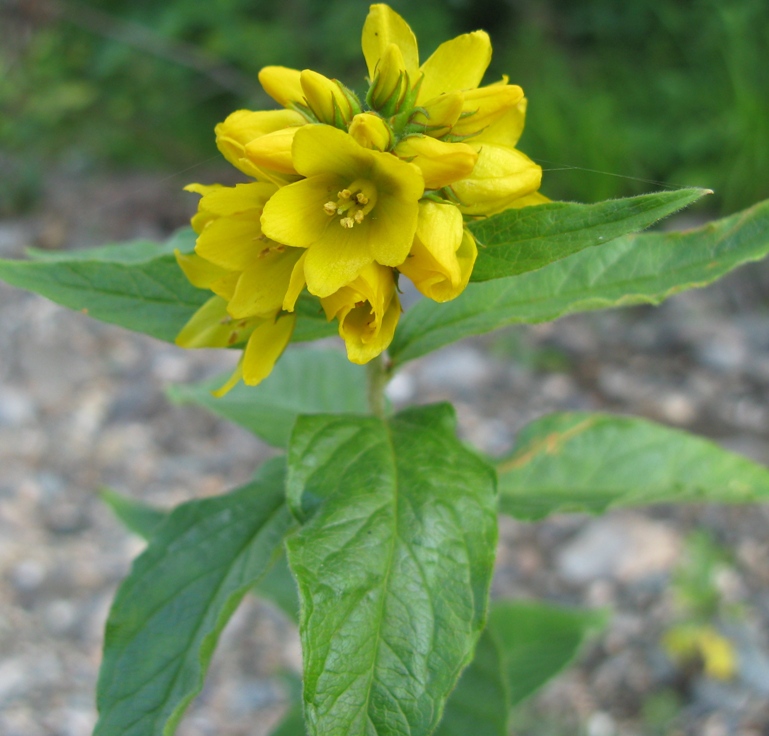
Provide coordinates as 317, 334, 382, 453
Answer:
1, 171, 769, 736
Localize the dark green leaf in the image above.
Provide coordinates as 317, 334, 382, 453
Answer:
434, 628, 509, 736
167, 348, 367, 448
285, 404, 498, 736
100, 488, 301, 623
498, 413, 769, 521
470, 188, 708, 281
95, 458, 294, 736
490, 601, 607, 707
391, 198, 769, 364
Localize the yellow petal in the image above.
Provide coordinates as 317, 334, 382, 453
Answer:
300, 69, 353, 126
175, 250, 232, 290
228, 247, 304, 318
362, 4, 419, 80
418, 31, 492, 102
452, 84, 524, 138
261, 174, 339, 248
291, 124, 371, 181
258, 66, 304, 107
175, 296, 255, 349
242, 314, 296, 386
245, 127, 301, 176
282, 251, 307, 311
195, 212, 264, 271
212, 359, 244, 398
394, 135, 477, 189
303, 223, 374, 297
192, 182, 277, 218
507, 190, 551, 208
349, 112, 393, 151
366, 192, 420, 267
453, 144, 542, 216
473, 97, 528, 148
412, 92, 464, 137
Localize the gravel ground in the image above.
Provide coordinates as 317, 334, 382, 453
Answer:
1, 172, 769, 736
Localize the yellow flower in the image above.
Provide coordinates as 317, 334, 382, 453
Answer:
176, 295, 296, 396
398, 201, 477, 302
320, 263, 400, 364
261, 124, 423, 298
215, 109, 306, 184
174, 182, 306, 393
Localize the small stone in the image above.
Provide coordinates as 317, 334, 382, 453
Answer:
10, 559, 46, 591
586, 711, 617, 736
386, 372, 415, 404
557, 514, 681, 584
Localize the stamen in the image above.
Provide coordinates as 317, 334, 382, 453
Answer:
340, 217, 355, 228
338, 189, 352, 199
354, 210, 365, 224
356, 193, 369, 205
324, 201, 338, 215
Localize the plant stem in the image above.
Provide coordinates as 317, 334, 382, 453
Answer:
366, 354, 388, 418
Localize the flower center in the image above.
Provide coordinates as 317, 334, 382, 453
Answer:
323, 179, 378, 228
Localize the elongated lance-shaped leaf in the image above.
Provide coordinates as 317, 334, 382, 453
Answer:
100, 487, 301, 623
167, 348, 368, 448
0, 232, 334, 344
497, 413, 769, 521
95, 459, 295, 736
285, 404, 498, 736
489, 601, 607, 707
470, 188, 708, 281
433, 627, 509, 736
391, 198, 769, 365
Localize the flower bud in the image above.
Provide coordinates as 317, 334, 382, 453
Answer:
300, 69, 358, 127
411, 92, 463, 137
452, 144, 542, 216
348, 113, 393, 151
367, 43, 407, 113
394, 135, 477, 189
258, 66, 304, 108
451, 83, 524, 138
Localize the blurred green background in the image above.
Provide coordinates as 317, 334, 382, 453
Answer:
2, 0, 768, 216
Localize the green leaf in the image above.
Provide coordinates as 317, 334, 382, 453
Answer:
256, 552, 300, 624
434, 628, 509, 736
497, 413, 769, 521
167, 348, 367, 448
391, 198, 769, 364
100, 488, 167, 540
0, 230, 334, 345
285, 404, 498, 736
95, 458, 295, 736
470, 188, 708, 281
0, 252, 209, 342
99, 487, 301, 622
489, 601, 607, 707
25, 227, 196, 263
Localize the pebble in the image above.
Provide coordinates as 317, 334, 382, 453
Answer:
557, 515, 681, 584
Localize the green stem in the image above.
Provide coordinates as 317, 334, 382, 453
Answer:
366, 354, 389, 418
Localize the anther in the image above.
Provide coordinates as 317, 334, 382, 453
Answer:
340, 217, 355, 228
338, 189, 352, 199
354, 210, 365, 224
356, 193, 369, 205
324, 201, 338, 215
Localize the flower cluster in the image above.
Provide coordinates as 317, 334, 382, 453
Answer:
176, 3, 544, 393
